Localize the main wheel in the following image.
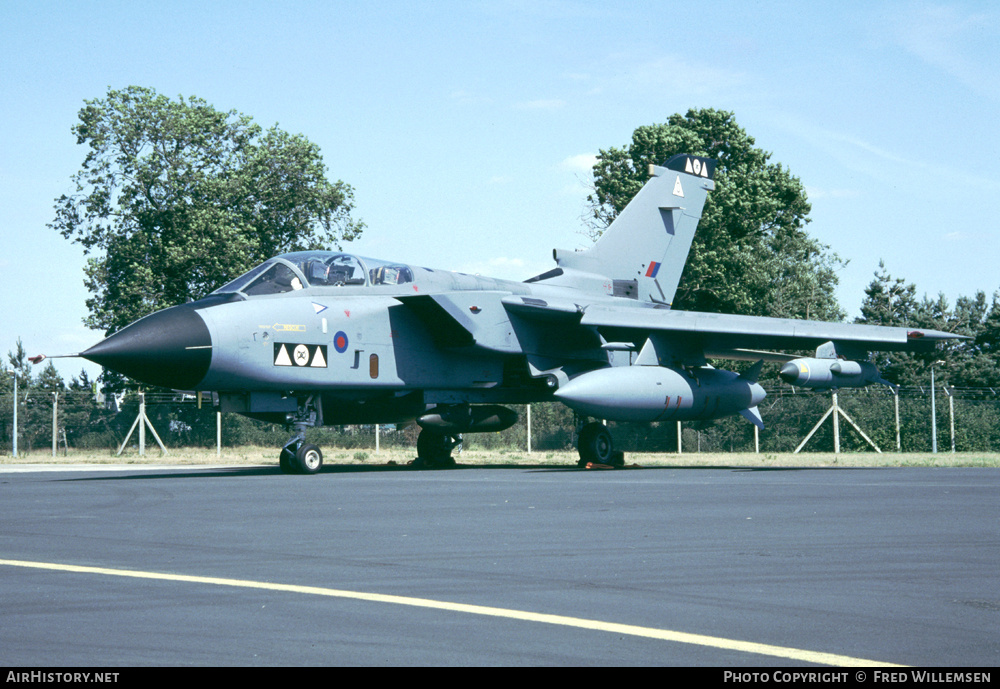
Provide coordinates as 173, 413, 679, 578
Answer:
293, 443, 323, 474
416, 430, 457, 468
577, 422, 613, 466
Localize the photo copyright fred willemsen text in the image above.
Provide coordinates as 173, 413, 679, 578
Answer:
724, 672, 991, 684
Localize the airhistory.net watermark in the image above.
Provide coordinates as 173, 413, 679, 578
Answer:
6, 673, 119, 684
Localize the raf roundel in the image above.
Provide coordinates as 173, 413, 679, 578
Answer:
334, 331, 349, 354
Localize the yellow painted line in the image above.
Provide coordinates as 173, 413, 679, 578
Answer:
1, 558, 903, 667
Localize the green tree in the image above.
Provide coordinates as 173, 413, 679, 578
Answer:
855, 261, 922, 385
60, 369, 106, 449
3, 339, 45, 451
35, 361, 66, 392
918, 291, 1000, 389
51, 86, 363, 335
1, 340, 31, 453
856, 262, 1000, 388
587, 109, 844, 320
977, 295, 1000, 366
856, 260, 919, 328
6, 338, 33, 388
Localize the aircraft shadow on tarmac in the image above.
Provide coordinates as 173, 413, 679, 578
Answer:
54, 462, 857, 482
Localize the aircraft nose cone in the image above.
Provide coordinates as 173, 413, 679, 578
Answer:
81, 305, 212, 389
779, 362, 798, 385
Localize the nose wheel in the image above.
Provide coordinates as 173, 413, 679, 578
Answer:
278, 395, 324, 474
280, 439, 324, 474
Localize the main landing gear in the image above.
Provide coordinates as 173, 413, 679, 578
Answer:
413, 429, 461, 468
576, 421, 624, 467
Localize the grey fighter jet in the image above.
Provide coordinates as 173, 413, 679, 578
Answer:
42, 155, 958, 472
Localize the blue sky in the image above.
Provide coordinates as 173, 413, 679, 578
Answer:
2, 0, 999, 382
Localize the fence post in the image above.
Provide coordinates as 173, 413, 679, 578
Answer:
832, 392, 840, 453
894, 389, 901, 451
11, 373, 16, 458
139, 392, 146, 456
946, 386, 955, 453
52, 392, 58, 457
526, 404, 532, 453
931, 366, 938, 453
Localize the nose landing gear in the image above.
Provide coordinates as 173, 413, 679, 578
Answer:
279, 395, 323, 474
280, 439, 323, 474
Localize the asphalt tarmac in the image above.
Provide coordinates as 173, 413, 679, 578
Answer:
1, 463, 996, 666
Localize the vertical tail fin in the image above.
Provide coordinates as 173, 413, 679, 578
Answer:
541, 154, 715, 305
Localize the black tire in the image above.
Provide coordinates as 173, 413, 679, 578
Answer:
294, 443, 323, 474
416, 431, 456, 468
279, 448, 294, 473
578, 422, 613, 465
279, 442, 299, 474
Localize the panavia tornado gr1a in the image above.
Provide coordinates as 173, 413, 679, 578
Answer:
41, 155, 959, 473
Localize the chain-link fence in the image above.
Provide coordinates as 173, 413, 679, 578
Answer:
2, 386, 999, 456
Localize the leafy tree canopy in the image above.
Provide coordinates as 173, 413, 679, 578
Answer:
856, 261, 1000, 388
51, 86, 363, 335
587, 108, 844, 320
856, 260, 919, 328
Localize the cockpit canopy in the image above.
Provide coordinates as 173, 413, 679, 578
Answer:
212, 251, 415, 297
